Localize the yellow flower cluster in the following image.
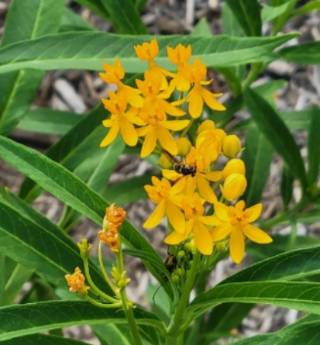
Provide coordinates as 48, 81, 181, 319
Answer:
99, 40, 272, 264
65, 267, 89, 295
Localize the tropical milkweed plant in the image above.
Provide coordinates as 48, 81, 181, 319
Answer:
0, 0, 319, 344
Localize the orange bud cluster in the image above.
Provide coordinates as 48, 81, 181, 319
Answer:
65, 267, 89, 295
99, 204, 126, 253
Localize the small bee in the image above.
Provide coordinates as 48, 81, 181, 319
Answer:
173, 163, 196, 176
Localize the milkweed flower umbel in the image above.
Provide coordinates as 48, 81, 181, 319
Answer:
65, 267, 89, 295
99, 39, 271, 263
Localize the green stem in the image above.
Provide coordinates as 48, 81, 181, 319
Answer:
83, 257, 118, 303
85, 295, 122, 309
166, 253, 200, 344
98, 241, 117, 294
242, 63, 263, 90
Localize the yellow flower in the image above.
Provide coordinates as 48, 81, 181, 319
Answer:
136, 70, 189, 157
223, 135, 242, 158
134, 39, 159, 62
165, 193, 215, 255
100, 92, 141, 147
222, 159, 246, 178
187, 58, 226, 118
196, 120, 226, 163
163, 146, 222, 203
99, 59, 143, 107
211, 201, 272, 264
143, 177, 186, 232
167, 44, 192, 91
65, 267, 89, 294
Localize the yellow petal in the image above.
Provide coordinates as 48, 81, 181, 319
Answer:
141, 129, 157, 158
206, 171, 222, 182
193, 222, 214, 255
188, 89, 203, 118
161, 120, 190, 131
143, 200, 166, 229
243, 225, 272, 244
230, 229, 245, 264
199, 215, 217, 226
157, 127, 178, 156
102, 119, 112, 128
221, 173, 247, 201
166, 202, 186, 234
201, 88, 226, 111
162, 169, 182, 181
120, 120, 138, 147
244, 203, 263, 223
223, 159, 246, 178
100, 124, 119, 147
164, 102, 186, 116
211, 225, 232, 242
164, 231, 187, 245
214, 202, 230, 222
197, 174, 217, 203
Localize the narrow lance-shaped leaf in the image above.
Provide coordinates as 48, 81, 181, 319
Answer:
243, 125, 273, 206
244, 88, 307, 190
190, 281, 320, 318
0, 300, 161, 341
279, 41, 320, 65
0, 0, 64, 134
307, 108, 320, 186
0, 32, 296, 74
280, 165, 294, 207
225, 0, 262, 36
0, 136, 172, 297
0, 334, 92, 345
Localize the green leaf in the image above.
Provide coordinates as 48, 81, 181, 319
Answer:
100, 0, 147, 34
262, 2, 293, 22
190, 281, 320, 318
0, 300, 161, 341
0, 32, 296, 74
307, 108, 320, 186
244, 88, 307, 190
93, 325, 131, 345
61, 8, 94, 32
17, 108, 82, 135
0, 334, 91, 345
280, 166, 294, 207
0, 0, 64, 134
222, 245, 320, 284
279, 41, 320, 64
243, 125, 273, 206
293, 0, 320, 16
225, 0, 262, 36
192, 18, 211, 36
0, 136, 172, 297
74, 0, 109, 19
231, 318, 320, 345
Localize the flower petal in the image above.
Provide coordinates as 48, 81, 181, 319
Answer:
193, 222, 214, 255
161, 120, 190, 131
206, 171, 222, 182
214, 202, 230, 222
243, 225, 273, 244
197, 174, 217, 203
211, 225, 232, 241
143, 200, 166, 229
201, 88, 226, 111
120, 120, 138, 147
162, 169, 182, 181
141, 128, 157, 158
157, 127, 178, 155
230, 229, 245, 264
244, 203, 263, 223
100, 124, 119, 147
167, 202, 186, 234
164, 231, 187, 245
188, 89, 203, 118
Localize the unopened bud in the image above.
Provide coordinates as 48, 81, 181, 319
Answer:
197, 119, 215, 133
159, 153, 173, 169
221, 173, 247, 201
223, 135, 241, 158
223, 159, 246, 178
176, 137, 192, 156
77, 239, 92, 258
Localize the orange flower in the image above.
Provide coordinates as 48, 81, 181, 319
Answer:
65, 267, 89, 294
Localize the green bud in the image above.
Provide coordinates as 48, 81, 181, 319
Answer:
171, 273, 180, 284
77, 239, 92, 258
177, 250, 186, 259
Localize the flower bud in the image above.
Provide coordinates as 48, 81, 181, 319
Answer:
223, 159, 246, 178
221, 173, 247, 201
171, 272, 180, 283
104, 204, 126, 230
177, 250, 186, 260
176, 137, 192, 156
159, 153, 172, 169
65, 267, 89, 295
197, 119, 216, 133
223, 135, 241, 158
77, 239, 92, 259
